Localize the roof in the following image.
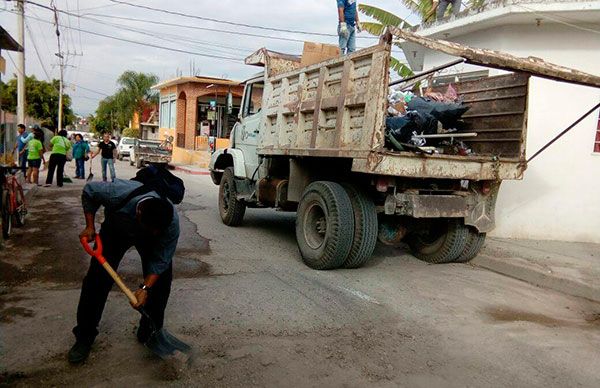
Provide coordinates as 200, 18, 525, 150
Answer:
0, 26, 23, 52
152, 75, 241, 90
390, 28, 600, 88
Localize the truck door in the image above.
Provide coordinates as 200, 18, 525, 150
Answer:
235, 80, 264, 179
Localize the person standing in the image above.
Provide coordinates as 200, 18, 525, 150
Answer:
13, 124, 33, 175
45, 129, 72, 187
436, 0, 461, 20
72, 134, 91, 179
68, 178, 180, 364
91, 133, 117, 182
25, 131, 45, 186
337, 0, 361, 55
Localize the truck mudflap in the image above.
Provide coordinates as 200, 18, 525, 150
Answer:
383, 182, 500, 233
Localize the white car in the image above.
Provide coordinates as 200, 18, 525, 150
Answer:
117, 137, 135, 160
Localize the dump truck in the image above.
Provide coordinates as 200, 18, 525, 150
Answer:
209, 29, 600, 270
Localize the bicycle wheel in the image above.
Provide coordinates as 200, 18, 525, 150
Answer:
13, 184, 26, 227
2, 190, 12, 239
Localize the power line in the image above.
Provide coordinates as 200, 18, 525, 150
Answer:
67, 83, 110, 96
514, 3, 600, 36
24, 19, 53, 81
3, 8, 246, 63
108, 0, 349, 38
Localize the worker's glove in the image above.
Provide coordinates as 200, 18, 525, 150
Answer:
356, 22, 363, 34
339, 22, 350, 39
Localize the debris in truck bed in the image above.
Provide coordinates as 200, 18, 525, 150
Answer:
385, 84, 470, 153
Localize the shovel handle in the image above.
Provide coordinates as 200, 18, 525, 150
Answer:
80, 236, 138, 306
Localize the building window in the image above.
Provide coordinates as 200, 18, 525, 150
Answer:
594, 110, 600, 153
159, 95, 176, 129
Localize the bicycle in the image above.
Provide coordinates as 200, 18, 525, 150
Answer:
1, 165, 27, 239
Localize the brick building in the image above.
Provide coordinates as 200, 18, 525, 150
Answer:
153, 76, 244, 167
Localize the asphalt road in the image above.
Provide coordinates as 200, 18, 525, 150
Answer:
1, 159, 600, 387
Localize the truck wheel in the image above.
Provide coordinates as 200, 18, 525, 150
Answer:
454, 227, 486, 263
219, 167, 246, 226
407, 219, 468, 264
341, 185, 378, 269
296, 181, 354, 270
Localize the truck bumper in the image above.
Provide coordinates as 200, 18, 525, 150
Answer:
383, 184, 500, 233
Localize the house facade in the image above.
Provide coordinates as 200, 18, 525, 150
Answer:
153, 76, 244, 167
401, 0, 600, 243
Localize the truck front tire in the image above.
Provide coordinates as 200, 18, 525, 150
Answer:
342, 185, 378, 269
219, 167, 246, 226
406, 219, 469, 264
454, 227, 486, 263
296, 181, 354, 270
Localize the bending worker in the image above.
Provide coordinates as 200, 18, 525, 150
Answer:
68, 179, 180, 364
337, 0, 361, 55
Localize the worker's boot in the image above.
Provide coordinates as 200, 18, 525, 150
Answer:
67, 341, 92, 364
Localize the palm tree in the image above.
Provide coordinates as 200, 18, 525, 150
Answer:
359, 1, 486, 77
115, 71, 159, 129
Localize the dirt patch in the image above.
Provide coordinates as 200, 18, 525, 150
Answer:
0, 306, 35, 323
483, 306, 600, 329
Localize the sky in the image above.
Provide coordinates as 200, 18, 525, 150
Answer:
0, 0, 416, 116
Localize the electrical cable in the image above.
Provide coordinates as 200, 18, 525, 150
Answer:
24, 19, 53, 81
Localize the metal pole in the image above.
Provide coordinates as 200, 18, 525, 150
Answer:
16, 0, 25, 125
58, 58, 63, 131
389, 58, 465, 86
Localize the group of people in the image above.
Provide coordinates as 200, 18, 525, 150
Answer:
336, 0, 461, 55
13, 125, 119, 186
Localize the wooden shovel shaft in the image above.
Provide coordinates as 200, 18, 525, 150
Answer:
101, 261, 138, 305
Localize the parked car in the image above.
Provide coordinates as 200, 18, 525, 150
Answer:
117, 137, 135, 160
130, 138, 172, 168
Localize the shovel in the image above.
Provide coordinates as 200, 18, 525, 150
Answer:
86, 158, 94, 181
80, 236, 191, 359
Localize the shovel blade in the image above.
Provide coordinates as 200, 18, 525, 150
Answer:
86, 173, 94, 182
145, 328, 191, 359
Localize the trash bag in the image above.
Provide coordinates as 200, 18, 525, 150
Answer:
407, 97, 469, 129
385, 110, 436, 145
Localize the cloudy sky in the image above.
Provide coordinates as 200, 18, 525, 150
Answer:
0, 0, 416, 116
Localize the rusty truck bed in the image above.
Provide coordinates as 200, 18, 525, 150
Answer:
256, 39, 529, 181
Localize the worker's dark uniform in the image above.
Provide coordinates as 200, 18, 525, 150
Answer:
73, 179, 179, 345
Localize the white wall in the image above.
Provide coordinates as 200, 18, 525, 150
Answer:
421, 23, 600, 243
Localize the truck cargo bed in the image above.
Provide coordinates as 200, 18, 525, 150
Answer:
257, 39, 529, 181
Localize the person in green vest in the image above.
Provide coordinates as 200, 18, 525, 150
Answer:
24, 131, 46, 186
44, 129, 72, 187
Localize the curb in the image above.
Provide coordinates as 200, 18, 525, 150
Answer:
472, 254, 600, 303
172, 165, 211, 176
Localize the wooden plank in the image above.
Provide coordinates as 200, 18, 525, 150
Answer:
390, 27, 600, 88
310, 67, 327, 148
334, 60, 352, 148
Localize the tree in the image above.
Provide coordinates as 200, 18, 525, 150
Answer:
359, 1, 486, 77
358, 4, 416, 78
115, 71, 159, 129
0, 75, 75, 129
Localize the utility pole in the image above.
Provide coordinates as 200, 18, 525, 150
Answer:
16, 0, 25, 125
51, 2, 64, 133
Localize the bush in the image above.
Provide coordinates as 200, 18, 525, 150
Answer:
122, 127, 140, 138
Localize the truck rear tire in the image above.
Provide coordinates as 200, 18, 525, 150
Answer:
219, 167, 246, 226
296, 181, 354, 270
454, 227, 486, 263
407, 219, 469, 264
342, 185, 378, 269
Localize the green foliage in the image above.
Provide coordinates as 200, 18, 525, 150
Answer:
121, 127, 140, 138
358, 4, 413, 28
0, 75, 74, 129
92, 70, 158, 134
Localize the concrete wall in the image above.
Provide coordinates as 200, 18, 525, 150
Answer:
420, 23, 600, 243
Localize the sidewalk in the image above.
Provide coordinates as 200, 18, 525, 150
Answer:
474, 237, 600, 303
170, 164, 210, 176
